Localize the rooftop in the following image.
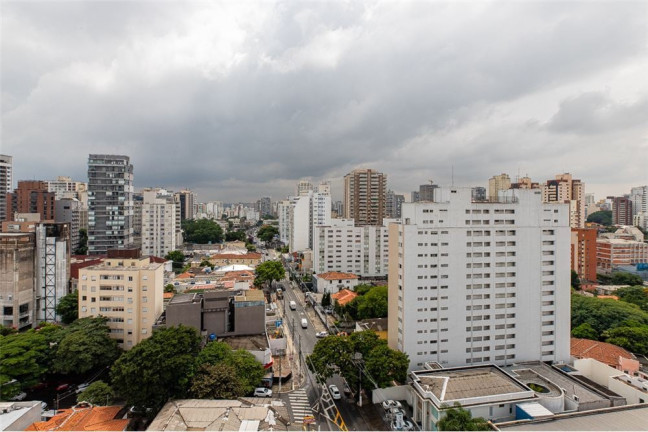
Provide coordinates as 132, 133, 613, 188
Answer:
147, 399, 290, 431
571, 338, 636, 366
221, 334, 269, 351
412, 366, 530, 403
331, 289, 358, 306
25, 404, 129, 431
497, 404, 648, 431
316, 271, 359, 280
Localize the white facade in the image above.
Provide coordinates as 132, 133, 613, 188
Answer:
388, 187, 571, 370
277, 199, 292, 244
282, 191, 332, 252
289, 195, 311, 252
141, 189, 177, 257
313, 218, 395, 277
0, 154, 12, 222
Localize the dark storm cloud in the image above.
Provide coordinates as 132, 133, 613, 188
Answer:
2, 1, 647, 201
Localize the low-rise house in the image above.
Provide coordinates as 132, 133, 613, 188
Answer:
25, 403, 129, 431
147, 399, 290, 431
209, 252, 262, 268
571, 338, 640, 375
313, 271, 359, 293
355, 318, 388, 340
331, 289, 358, 307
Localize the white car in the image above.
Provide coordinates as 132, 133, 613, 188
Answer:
382, 400, 403, 410
328, 384, 341, 400
316, 331, 328, 338
76, 383, 90, 394
254, 387, 273, 397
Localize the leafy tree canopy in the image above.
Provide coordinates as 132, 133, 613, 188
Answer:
110, 325, 201, 411
604, 326, 648, 355
56, 290, 79, 324
258, 225, 279, 243
437, 404, 490, 431
77, 381, 114, 406
586, 210, 612, 226
254, 261, 284, 287
194, 341, 265, 394
571, 322, 599, 340
571, 270, 581, 290
183, 219, 224, 244
571, 294, 648, 335
225, 230, 247, 242
74, 228, 88, 255
339, 285, 388, 321
190, 363, 245, 399
615, 285, 648, 312
52, 317, 120, 375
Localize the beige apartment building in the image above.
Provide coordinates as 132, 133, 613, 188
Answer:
78, 256, 164, 349
542, 173, 585, 228
343, 168, 387, 226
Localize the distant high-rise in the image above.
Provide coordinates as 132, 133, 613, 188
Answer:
411, 182, 438, 203
256, 197, 272, 217
612, 196, 633, 226
386, 190, 405, 218
5, 181, 56, 222
141, 188, 178, 257
297, 180, 314, 196
471, 186, 487, 201
343, 168, 387, 226
87, 154, 134, 255
0, 155, 13, 221
174, 190, 195, 221
488, 173, 511, 201
542, 173, 585, 228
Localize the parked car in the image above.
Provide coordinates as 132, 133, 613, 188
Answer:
76, 383, 90, 394
316, 331, 328, 338
328, 384, 341, 400
10, 392, 27, 401
56, 384, 70, 392
382, 400, 403, 410
253, 387, 273, 397
301, 318, 308, 328
324, 307, 333, 314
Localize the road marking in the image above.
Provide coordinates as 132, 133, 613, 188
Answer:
287, 389, 314, 423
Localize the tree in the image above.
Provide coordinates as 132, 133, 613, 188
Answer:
258, 225, 279, 243
356, 285, 388, 320
111, 326, 201, 412
74, 229, 88, 255
56, 291, 79, 324
586, 210, 612, 226
571, 270, 581, 290
307, 335, 354, 381
605, 326, 648, 355
571, 294, 648, 335
183, 219, 224, 244
190, 363, 245, 399
571, 323, 599, 340
52, 317, 120, 375
616, 286, 648, 311
194, 341, 265, 395
77, 381, 114, 405
254, 260, 284, 288
246, 243, 257, 252
165, 250, 185, 271
225, 230, 246, 242
364, 344, 409, 388
164, 284, 176, 293
437, 404, 490, 431
0, 330, 51, 397
321, 292, 331, 308
610, 272, 645, 287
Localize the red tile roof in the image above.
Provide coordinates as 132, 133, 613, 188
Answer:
331, 289, 358, 306
571, 337, 636, 367
317, 271, 359, 281
175, 272, 193, 279
211, 252, 262, 260
26, 404, 129, 431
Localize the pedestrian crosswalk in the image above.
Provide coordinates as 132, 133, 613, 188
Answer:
287, 388, 314, 424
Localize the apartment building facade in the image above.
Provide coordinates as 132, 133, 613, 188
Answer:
596, 238, 648, 274
5, 181, 56, 222
612, 197, 633, 226
0, 233, 36, 330
312, 218, 395, 278
542, 173, 585, 228
141, 188, 178, 257
87, 154, 134, 255
570, 228, 598, 284
488, 174, 511, 201
388, 187, 571, 370
344, 168, 387, 226
78, 256, 164, 349
0, 155, 12, 222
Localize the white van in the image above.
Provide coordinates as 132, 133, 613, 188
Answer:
301, 318, 308, 328
289, 301, 297, 310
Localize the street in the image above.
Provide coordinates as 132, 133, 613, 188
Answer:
278, 274, 379, 431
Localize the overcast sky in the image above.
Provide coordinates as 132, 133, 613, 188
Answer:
2, 1, 647, 203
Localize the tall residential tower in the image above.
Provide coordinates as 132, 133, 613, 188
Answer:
343, 168, 387, 226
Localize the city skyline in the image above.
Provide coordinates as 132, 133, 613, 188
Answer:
2, 1, 648, 202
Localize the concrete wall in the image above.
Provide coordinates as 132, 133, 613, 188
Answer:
371, 385, 412, 406
0, 234, 35, 329
166, 300, 202, 332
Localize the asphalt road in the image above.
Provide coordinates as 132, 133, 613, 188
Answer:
280, 276, 375, 432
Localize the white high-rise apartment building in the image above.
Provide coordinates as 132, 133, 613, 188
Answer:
313, 218, 395, 277
280, 189, 332, 253
141, 189, 178, 257
0, 155, 12, 221
297, 180, 314, 196
277, 199, 293, 244
630, 186, 647, 230
388, 187, 570, 370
